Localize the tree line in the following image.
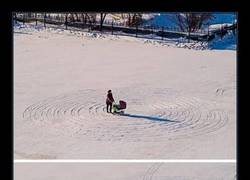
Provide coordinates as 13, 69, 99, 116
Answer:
15, 12, 214, 33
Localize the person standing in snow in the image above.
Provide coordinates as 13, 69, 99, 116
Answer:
106, 90, 115, 113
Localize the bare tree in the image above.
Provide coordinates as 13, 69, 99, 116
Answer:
70, 13, 96, 24
65, 13, 68, 29
80, 13, 85, 23
123, 13, 143, 27
75, 13, 80, 22
69, 13, 81, 22
68, 13, 79, 22
171, 13, 214, 42
82, 13, 88, 24
86, 13, 97, 24
173, 13, 214, 33
100, 13, 107, 31
132, 13, 143, 26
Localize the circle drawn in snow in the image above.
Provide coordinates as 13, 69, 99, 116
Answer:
23, 88, 228, 142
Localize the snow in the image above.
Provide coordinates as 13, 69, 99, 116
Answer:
13, 21, 210, 50
14, 22, 236, 159
15, 163, 236, 180
145, 13, 236, 29
99, 13, 158, 22
142, 13, 159, 20
208, 23, 233, 32
15, 12, 237, 51
209, 32, 237, 50
143, 13, 177, 28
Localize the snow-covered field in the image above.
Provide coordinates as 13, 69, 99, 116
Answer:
14, 163, 236, 180
14, 23, 236, 159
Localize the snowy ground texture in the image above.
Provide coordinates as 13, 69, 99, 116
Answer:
14, 23, 236, 159
15, 163, 236, 180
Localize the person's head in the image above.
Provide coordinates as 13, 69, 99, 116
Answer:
108, 90, 112, 93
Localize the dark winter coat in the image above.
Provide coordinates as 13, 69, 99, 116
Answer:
106, 92, 114, 104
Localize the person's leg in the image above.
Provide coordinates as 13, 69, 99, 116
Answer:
109, 103, 112, 113
106, 103, 109, 113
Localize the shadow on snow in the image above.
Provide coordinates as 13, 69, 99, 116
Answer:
119, 113, 178, 123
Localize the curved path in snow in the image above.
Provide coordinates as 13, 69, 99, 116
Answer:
23, 87, 229, 142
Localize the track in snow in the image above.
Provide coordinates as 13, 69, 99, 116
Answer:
141, 163, 236, 180
23, 88, 229, 142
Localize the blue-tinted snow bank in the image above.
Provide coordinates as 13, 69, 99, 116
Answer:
144, 13, 236, 28
144, 13, 237, 50
209, 32, 237, 50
